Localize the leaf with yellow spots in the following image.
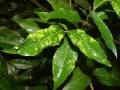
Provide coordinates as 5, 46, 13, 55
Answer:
68, 29, 111, 67
18, 25, 64, 56
110, 0, 120, 18
52, 38, 77, 90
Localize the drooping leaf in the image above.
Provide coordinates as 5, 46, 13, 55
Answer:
48, 0, 72, 10
15, 18, 40, 33
52, 38, 77, 89
36, 8, 81, 22
93, 68, 120, 86
91, 12, 117, 57
68, 29, 111, 67
110, 0, 120, 17
18, 25, 64, 56
63, 67, 90, 90
74, 0, 91, 10
93, 0, 109, 10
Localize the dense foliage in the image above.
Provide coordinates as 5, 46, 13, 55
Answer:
0, 0, 120, 90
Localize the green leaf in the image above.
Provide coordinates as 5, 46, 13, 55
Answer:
96, 11, 108, 20
18, 25, 64, 56
0, 78, 12, 90
74, 0, 91, 10
48, 0, 72, 10
63, 67, 90, 90
52, 38, 77, 89
110, 0, 120, 17
68, 29, 111, 67
91, 12, 117, 57
0, 58, 12, 90
93, 0, 109, 11
9, 59, 42, 69
93, 68, 120, 86
0, 58, 8, 76
0, 27, 24, 54
15, 18, 40, 33
36, 8, 81, 22
0, 27, 24, 47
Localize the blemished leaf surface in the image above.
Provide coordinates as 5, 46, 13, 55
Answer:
93, 0, 109, 10
63, 67, 91, 90
68, 29, 111, 67
48, 0, 72, 10
15, 18, 40, 33
18, 25, 64, 56
110, 0, 120, 17
93, 68, 120, 86
91, 12, 117, 57
52, 38, 77, 90
36, 8, 81, 22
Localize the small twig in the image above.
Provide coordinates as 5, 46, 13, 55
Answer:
114, 39, 120, 45
90, 83, 94, 90
30, 0, 48, 11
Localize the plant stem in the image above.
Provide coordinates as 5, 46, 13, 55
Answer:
90, 83, 94, 90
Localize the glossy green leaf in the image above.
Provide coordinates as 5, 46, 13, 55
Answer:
93, 68, 120, 86
93, 0, 109, 10
9, 59, 42, 69
15, 18, 40, 33
53, 38, 77, 89
110, 0, 120, 17
48, 0, 72, 10
74, 0, 91, 10
68, 29, 111, 67
36, 8, 81, 22
63, 67, 90, 90
0, 27, 24, 54
18, 25, 64, 56
0, 27, 25, 47
92, 12, 117, 57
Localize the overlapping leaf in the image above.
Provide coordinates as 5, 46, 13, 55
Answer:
110, 0, 120, 17
52, 38, 77, 90
92, 12, 117, 57
94, 68, 120, 86
63, 67, 90, 90
0, 27, 24, 54
0, 27, 24, 47
18, 25, 64, 56
36, 8, 81, 22
15, 18, 40, 33
68, 29, 111, 67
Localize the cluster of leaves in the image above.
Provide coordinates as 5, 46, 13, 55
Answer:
1, 0, 120, 90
